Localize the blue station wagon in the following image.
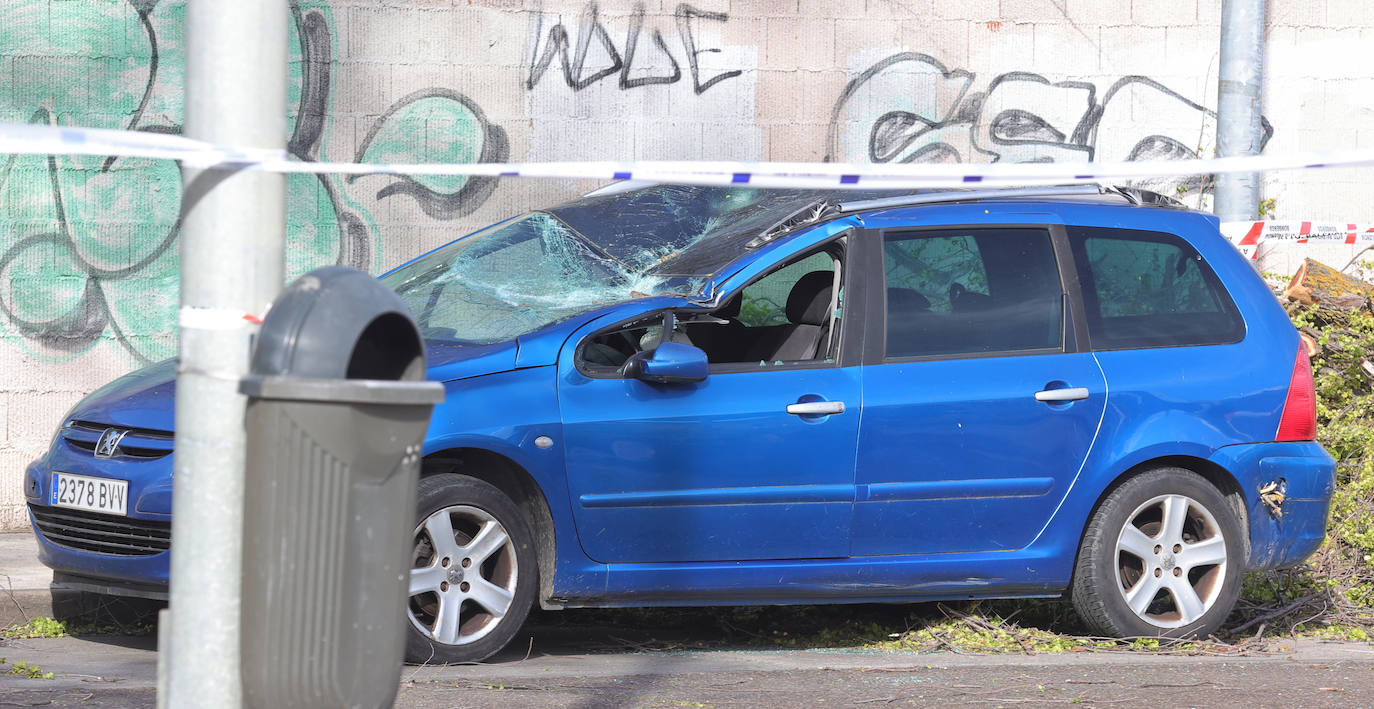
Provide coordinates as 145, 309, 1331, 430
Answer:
24, 184, 1334, 663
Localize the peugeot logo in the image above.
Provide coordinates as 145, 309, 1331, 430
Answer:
94, 428, 129, 459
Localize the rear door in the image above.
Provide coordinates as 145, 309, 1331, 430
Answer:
852, 224, 1107, 556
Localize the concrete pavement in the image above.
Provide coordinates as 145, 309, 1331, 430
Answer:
0, 531, 54, 628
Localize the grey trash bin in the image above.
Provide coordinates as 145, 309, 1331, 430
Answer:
239, 266, 444, 709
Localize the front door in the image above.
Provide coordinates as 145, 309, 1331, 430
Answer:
559, 246, 862, 563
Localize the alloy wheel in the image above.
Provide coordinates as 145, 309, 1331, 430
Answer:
408, 505, 519, 646
1113, 493, 1229, 628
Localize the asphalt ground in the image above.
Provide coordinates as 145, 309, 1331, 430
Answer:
4, 629, 1374, 707
5, 532, 1374, 708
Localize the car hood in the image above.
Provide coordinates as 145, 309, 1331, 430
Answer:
72, 339, 526, 433
74, 358, 180, 432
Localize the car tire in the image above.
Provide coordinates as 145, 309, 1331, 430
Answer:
404, 473, 537, 664
1071, 467, 1244, 639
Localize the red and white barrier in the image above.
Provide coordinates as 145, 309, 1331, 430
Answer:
1221, 221, 1374, 260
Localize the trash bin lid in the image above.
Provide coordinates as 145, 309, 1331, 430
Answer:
252, 266, 426, 381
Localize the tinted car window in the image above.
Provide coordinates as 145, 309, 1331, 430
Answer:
1068, 226, 1244, 349
884, 228, 1063, 358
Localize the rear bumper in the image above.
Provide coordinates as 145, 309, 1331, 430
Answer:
1210, 441, 1335, 570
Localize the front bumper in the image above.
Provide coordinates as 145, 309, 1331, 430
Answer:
1210, 441, 1335, 570
24, 455, 172, 594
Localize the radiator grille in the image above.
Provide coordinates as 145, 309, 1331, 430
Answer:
29, 504, 171, 556
62, 421, 174, 460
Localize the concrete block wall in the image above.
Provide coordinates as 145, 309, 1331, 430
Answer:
1, 0, 1370, 529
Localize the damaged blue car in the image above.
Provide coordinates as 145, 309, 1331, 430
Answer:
24, 184, 1334, 662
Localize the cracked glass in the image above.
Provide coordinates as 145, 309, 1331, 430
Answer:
383, 185, 910, 345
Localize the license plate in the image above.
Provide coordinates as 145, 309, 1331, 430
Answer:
51, 472, 128, 516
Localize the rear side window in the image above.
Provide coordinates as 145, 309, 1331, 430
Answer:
1068, 226, 1244, 349
883, 228, 1063, 358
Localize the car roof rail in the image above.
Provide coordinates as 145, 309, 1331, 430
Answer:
833, 185, 1109, 213
832, 183, 1192, 214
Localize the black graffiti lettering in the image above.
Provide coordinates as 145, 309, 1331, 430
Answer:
621, 5, 681, 89
676, 4, 742, 95
527, 2, 623, 91
527, 2, 740, 94
827, 52, 976, 164
828, 51, 1275, 195
989, 109, 1066, 143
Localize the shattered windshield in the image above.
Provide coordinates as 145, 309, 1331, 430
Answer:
382, 184, 906, 344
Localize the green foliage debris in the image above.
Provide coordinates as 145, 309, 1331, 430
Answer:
0, 658, 54, 680
1234, 301, 1374, 636
1, 617, 67, 639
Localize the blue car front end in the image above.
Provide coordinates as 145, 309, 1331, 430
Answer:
24, 359, 178, 596
21, 321, 592, 599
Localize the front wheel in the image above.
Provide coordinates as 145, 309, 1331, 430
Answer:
405, 473, 537, 664
1071, 467, 1244, 638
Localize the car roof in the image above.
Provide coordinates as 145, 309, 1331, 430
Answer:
557, 183, 1188, 282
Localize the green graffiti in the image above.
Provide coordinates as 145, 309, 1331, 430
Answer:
0, 1, 153, 125
351, 88, 509, 221
0, 0, 507, 364
360, 96, 484, 195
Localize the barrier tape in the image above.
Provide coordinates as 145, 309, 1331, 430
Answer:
179, 306, 263, 330
5, 122, 1374, 190
1219, 221, 1374, 260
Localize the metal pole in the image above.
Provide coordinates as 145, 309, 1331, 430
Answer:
1216, 0, 1267, 222
162, 1, 287, 706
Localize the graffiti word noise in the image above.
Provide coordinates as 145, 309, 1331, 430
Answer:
528, 2, 742, 94
827, 52, 1272, 169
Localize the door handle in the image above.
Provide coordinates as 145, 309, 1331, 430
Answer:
787, 401, 846, 416
1034, 387, 1090, 402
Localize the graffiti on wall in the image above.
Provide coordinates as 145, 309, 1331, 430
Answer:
826, 52, 1272, 192
526, 2, 742, 94
0, 0, 506, 365
351, 89, 508, 221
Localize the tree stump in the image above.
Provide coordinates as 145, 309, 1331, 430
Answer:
1284, 258, 1373, 310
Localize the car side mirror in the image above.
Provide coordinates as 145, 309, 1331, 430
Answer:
623, 341, 708, 384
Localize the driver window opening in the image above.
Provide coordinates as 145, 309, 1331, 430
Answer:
578, 244, 846, 376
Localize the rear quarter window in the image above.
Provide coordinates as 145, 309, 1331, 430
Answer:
1068, 226, 1245, 349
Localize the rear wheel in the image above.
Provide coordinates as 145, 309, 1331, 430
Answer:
405, 473, 536, 664
1071, 467, 1243, 638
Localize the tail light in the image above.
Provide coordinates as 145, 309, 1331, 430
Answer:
1275, 346, 1317, 441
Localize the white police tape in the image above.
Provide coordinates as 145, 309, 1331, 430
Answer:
1220, 221, 1374, 260
5, 122, 1374, 190
178, 306, 263, 331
